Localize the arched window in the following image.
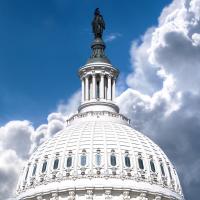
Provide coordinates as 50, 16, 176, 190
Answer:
168, 166, 172, 180
66, 156, 72, 168
32, 164, 37, 176
160, 163, 165, 176
95, 150, 101, 166
138, 158, 144, 170
80, 149, 87, 167
42, 161, 47, 173
150, 160, 156, 172
125, 155, 131, 167
25, 166, 29, 180
110, 150, 117, 167
53, 158, 59, 170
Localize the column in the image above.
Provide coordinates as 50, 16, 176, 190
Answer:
81, 78, 85, 103
85, 76, 89, 101
107, 75, 112, 100
92, 74, 96, 99
112, 78, 116, 101
100, 74, 104, 99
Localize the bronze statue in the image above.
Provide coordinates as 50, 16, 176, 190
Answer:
92, 8, 105, 39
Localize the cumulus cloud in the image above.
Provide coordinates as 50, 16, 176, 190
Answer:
117, 0, 200, 199
0, 121, 33, 200
57, 90, 81, 117
0, 92, 81, 200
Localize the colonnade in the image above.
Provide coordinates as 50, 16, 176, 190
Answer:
81, 74, 116, 102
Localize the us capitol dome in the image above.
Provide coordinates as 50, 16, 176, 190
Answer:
16, 9, 184, 200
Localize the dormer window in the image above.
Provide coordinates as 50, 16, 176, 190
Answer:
42, 160, 47, 173
138, 158, 144, 170
124, 151, 131, 168
80, 149, 87, 167
150, 160, 156, 172
53, 158, 59, 170
95, 149, 101, 166
110, 150, 117, 167
32, 163, 37, 176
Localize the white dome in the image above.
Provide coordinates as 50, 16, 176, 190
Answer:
16, 9, 184, 200
16, 112, 183, 200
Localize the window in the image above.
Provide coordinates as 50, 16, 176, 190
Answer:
80, 149, 87, 167
25, 166, 29, 180
42, 161, 47, 173
95, 150, 101, 166
53, 158, 59, 170
66, 156, 72, 168
80, 154, 87, 166
138, 158, 144, 170
168, 166, 172, 180
150, 160, 156, 172
97, 81, 100, 99
125, 155, 131, 167
32, 164, 37, 176
160, 163, 165, 176
110, 150, 117, 167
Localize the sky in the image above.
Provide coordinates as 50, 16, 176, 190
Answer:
0, 0, 171, 126
1, 0, 200, 199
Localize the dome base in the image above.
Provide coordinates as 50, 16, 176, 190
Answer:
78, 101, 119, 113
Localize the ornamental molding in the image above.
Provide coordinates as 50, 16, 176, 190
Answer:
154, 196, 162, 200
137, 193, 148, 200
105, 190, 112, 200
50, 193, 58, 200
78, 101, 120, 114
67, 111, 130, 125
18, 171, 178, 194
79, 63, 119, 74
86, 190, 93, 200
123, 191, 130, 200
68, 191, 75, 200
17, 187, 182, 200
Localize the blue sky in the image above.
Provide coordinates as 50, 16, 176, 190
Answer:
0, 0, 171, 126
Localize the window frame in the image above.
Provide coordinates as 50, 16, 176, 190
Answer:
168, 165, 173, 180
95, 149, 101, 167
124, 152, 131, 168
65, 156, 73, 168
138, 157, 144, 170
32, 163, 37, 176
42, 160, 48, 173
160, 162, 165, 176
24, 165, 30, 180
53, 158, 59, 170
150, 159, 156, 173
110, 150, 117, 167
80, 149, 87, 167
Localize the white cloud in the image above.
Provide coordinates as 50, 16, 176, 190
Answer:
0, 91, 81, 200
118, 0, 200, 199
105, 33, 122, 42
57, 90, 81, 117
0, 150, 23, 200
0, 121, 33, 199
